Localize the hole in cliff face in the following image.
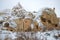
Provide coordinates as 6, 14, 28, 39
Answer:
10, 30, 13, 31
58, 34, 60, 37
41, 17, 46, 22
0, 21, 3, 24
36, 25, 38, 29
48, 20, 51, 23
4, 22, 9, 27
55, 24, 58, 27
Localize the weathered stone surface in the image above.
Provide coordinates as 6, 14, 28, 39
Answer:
14, 18, 24, 32
40, 8, 59, 30
1, 22, 16, 32
24, 18, 32, 31
14, 18, 32, 32
32, 20, 42, 32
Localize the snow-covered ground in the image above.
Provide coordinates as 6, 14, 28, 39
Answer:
0, 30, 60, 40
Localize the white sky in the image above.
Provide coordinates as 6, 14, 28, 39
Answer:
0, 0, 60, 17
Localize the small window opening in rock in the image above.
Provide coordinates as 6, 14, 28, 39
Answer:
58, 34, 60, 37
55, 24, 58, 27
41, 17, 46, 22
0, 21, 3, 24
4, 23, 9, 27
10, 30, 13, 31
48, 20, 51, 23
36, 25, 38, 29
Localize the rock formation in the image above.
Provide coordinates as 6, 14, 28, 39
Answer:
40, 8, 59, 30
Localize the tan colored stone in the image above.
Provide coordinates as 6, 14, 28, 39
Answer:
32, 21, 42, 32
24, 18, 32, 31
40, 8, 59, 30
14, 18, 33, 32
14, 18, 24, 32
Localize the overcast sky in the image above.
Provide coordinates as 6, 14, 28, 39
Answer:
0, 0, 60, 17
